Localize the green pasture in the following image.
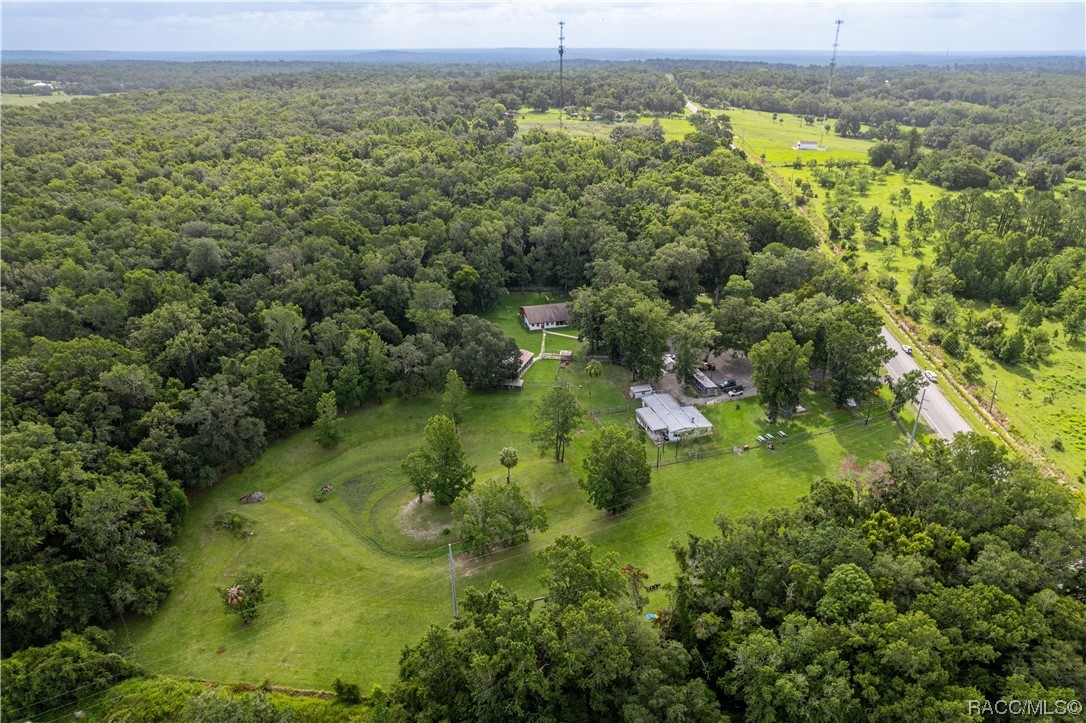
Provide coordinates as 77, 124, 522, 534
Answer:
916, 304, 1086, 480
121, 306, 906, 692
1, 92, 96, 106
514, 108, 694, 142
725, 108, 874, 165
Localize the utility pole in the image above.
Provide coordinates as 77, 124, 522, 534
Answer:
448, 543, 458, 618
558, 20, 565, 131
907, 385, 927, 454
987, 379, 998, 414
818, 19, 844, 148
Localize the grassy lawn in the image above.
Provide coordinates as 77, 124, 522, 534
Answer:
482, 290, 575, 355
122, 299, 907, 692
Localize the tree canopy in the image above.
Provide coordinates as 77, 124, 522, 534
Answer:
401, 415, 476, 505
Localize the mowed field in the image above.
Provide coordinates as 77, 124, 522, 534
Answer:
122, 297, 906, 692
725, 107, 873, 165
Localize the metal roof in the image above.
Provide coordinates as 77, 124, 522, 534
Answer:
692, 369, 718, 390
639, 393, 713, 436
519, 303, 570, 326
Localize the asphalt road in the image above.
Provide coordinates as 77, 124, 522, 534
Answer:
880, 327, 974, 440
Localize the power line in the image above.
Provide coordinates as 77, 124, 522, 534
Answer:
558, 20, 566, 130
818, 18, 844, 148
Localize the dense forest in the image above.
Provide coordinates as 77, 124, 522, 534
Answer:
2, 60, 1084, 720
0, 64, 811, 660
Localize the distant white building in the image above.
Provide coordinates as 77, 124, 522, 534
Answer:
633, 390, 714, 443
796, 140, 819, 150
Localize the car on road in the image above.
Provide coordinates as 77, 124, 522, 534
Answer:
924, 370, 938, 382
719, 379, 737, 388
727, 389, 744, 397
902, 345, 913, 355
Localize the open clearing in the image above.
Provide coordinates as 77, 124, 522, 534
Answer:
514, 107, 694, 141
1, 92, 98, 106
122, 299, 906, 691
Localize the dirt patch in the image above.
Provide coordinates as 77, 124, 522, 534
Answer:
655, 351, 759, 406
399, 493, 449, 542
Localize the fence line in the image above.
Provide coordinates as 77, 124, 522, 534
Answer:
652, 415, 885, 469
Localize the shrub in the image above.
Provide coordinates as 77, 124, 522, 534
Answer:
332, 677, 362, 705
1, 628, 141, 719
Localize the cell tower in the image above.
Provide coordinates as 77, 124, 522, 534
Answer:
558, 20, 566, 130
818, 18, 844, 147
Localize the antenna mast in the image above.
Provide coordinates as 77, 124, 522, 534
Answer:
558, 20, 565, 130
819, 18, 843, 147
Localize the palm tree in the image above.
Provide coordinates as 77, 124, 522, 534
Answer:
226, 584, 245, 607
584, 360, 603, 396
500, 447, 518, 483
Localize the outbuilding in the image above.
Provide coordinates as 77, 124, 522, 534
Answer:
691, 369, 720, 397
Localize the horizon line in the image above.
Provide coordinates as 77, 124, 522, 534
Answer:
6, 47, 1079, 55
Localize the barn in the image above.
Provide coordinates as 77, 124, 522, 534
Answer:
519, 303, 571, 331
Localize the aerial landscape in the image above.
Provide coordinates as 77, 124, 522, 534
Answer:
1, 1, 1084, 720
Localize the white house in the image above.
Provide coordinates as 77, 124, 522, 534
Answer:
633, 391, 714, 443
796, 140, 820, 150
519, 303, 570, 331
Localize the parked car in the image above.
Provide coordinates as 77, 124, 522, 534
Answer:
924, 370, 938, 382
728, 389, 744, 397
719, 379, 737, 388
902, 345, 913, 355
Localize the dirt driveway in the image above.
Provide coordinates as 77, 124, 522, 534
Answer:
656, 351, 758, 406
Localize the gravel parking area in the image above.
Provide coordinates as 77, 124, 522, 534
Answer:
656, 351, 759, 405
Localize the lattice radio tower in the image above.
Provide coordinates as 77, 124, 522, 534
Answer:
558, 20, 566, 130
818, 19, 844, 147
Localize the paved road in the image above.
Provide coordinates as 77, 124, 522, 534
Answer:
880, 327, 974, 440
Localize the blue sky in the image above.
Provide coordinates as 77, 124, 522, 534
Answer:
3, 1, 1084, 53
